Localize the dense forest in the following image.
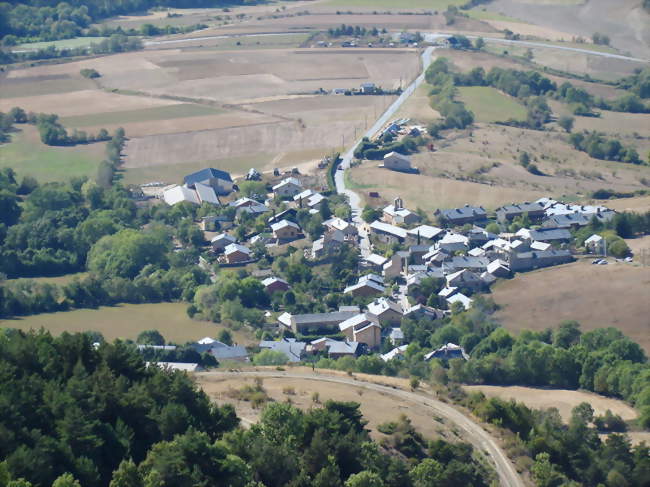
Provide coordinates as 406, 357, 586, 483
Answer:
0, 329, 492, 487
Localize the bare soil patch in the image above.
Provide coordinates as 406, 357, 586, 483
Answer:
463, 385, 639, 422
491, 260, 650, 353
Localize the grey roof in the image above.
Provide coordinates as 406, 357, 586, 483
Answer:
436, 205, 487, 222
369, 221, 408, 239
449, 255, 490, 270
327, 340, 359, 355
136, 344, 177, 351
496, 202, 545, 215
184, 168, 232, 186
292, 311, 358, 325
208, 342, 248, 360
259, 338, 306, 362
528, 228, 572, 241
515, 249, 572, 260
544, 213, 590, 228
195, 182, 220, 204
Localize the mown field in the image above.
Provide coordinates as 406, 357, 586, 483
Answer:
457, 86, 527, 123
491, 260, 650, 354
17, 36, 108, 51
0, 126, 105, 182
0, 302, 255, 345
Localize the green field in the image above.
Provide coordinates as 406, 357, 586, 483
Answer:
322, 0, 465, 9
0, 302, 256, 345
17, 36, 109, 51
62, 103, 225, 128
8, 272, 89, 286
0, 78, 95, 99
0, 126, 105, 182
466, 8, 523, 22
202, 33, 311, 50
457, 86, 527, 123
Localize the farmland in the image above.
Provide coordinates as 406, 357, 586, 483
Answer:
0, 302, 255, 345
17, 36, 108, 51
457, 86, 527, 123
491, 260, 650, 354
0, 126, 106, 182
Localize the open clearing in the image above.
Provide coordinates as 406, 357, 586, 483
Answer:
458, 86, 527, 123
0, 126, 105, 182
463, 385, 638, 423
491, 260, 650, 353
0, 302, 255, 346
197, 372, 465, 443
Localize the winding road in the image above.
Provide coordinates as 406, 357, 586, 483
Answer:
200, 370, 525, 487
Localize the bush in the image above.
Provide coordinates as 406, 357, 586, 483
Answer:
253, 349, 288, 366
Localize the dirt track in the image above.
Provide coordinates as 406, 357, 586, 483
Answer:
197, 370, 525, 487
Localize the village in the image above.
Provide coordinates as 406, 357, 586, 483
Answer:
138, 133, 626, 371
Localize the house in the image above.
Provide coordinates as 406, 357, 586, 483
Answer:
543, 201, 615, 223
508, 249, 574, 272
362, 253, 389, 272
381, 344, 408, 362
324, 217, 358, 239
438, 286, 459, 299
486, 259, 510, 278
344, 275, 385, 297
435, 205, 487, 226
224, 243, 251, 264
425, 343, 469, 361
383, 197, 420, 225
448, 255, 490, 273
163, 184, 219, 206
211, 233, 237, 252
311, 339, 361, 358
382, 152, 414, 172
383, 253, 405, 279
236, 202, 269, 217
369, 220, 408, 244
446, 269, 482, 291
543, 213, 590, 229
191, 338, 248, 362
446, 292, 473, 310
277, 311, 293, 330
339, 313, 382, 348
367, 297, 403, 326
585, 234, 605, 254
496, 202, 546, 222
409, 245, 430, 265
404, 304, 445, 321
259, 338, 306, 362
184, 167, 234, 195
272, 177, 303, 198
385, 327, 404, 345
261, 277, 290, 294
311, 229, 345, 259
466, 226, 497, 246
437, 233, 469, 253
289, 310, 359, 334
407, 225, 444, 244
271, 219, 301, 241
516, 227, 572, 243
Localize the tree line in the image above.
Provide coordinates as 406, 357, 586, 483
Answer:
0, 329, 492, 486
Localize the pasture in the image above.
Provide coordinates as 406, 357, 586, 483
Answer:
0, 302, 255, 346
463, 385, 639, 423
457, 86, 527, 123
490, 260, 650, 354
17, 37, 108, 51
0, 126, 105, 183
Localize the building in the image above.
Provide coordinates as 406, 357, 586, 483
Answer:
191, 338, 248, 362
446, 269, 482, 291
369, 220, 408, 244
261, 277, 290, 294
361, 82, 376, 94
343, 275, 385, 297
224, 243, 251, 264
516, 227, 572, 243
367, 297, 403, 326
383, 197, 420, 225
486, 259, 510, 278
163, 183, 220, 206
496, 202, 546, 222
147, 362, 202, 372
424, 343, 469, 361
310, 338, 360, 358
324, 217, 358, 239
259, 338, 306, 362
407, 225, 444, 244
289, 310, 359, 334
211, 233, 237, 252
585, 234, 605, 254
381, 344, 408, 362
311, 229, 345, 259
437, 233, 469, 253
508, 249, 574, 272
543, 213, 590, 229
271, 219, 301, 241
184, 167, 234, 195
435, 205, 487, 226
339, 313, 382, 348
382, 152, 414, 172
446, 292, 473, 310
448, 255, 490, 273
272, 177, 303, 198
362, 253, 389, 272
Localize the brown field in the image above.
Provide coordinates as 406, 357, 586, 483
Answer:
604, 196, 650, 214
350, 122, 650, 213
549, 100, 650, 136
0, 302, 256, 346
625, 236, 650, 261
197, 371, 465, 443
463, 385, 639, 422
491, 260, 650, 353
395, 82, 442, 122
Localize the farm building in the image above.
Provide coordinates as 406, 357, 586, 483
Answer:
163, 183, 219, 206
381, 152, 414, 172
184, 168, 234, 196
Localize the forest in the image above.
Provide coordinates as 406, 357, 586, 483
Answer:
0, 329, 492, 487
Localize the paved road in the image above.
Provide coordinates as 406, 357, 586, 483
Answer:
424, 33, 649, 63
335, 46, 436, 256
201, 370, 525, 487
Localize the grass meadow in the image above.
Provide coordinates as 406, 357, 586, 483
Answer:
457, 86, 527, 123
17, 37, 108, 51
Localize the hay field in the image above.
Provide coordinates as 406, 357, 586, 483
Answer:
0, 126, 105, 182
463, 385, 639, 423
549, 101, 650, 137
395, 82, 441, 122
0, 302, 255, 346
491, 260, 650, 353
198, 373, 464, 443
457, 86, 527, 122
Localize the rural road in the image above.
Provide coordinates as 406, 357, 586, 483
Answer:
201, 370, 525, 487
335, 46, 436, 257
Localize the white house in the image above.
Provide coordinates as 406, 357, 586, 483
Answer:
382, 151, 414, 172
272, 177, 303, 198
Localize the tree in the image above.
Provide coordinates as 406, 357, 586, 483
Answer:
0, 190, 20, 226
137, 330, 165, 346
253, 350, 288, 366
51, 474, 82, 487
474, 37, 485, 50
218, 329, 233, 346
485, 222, 500, 234
558, 115, 574, 133
345, 471, 384, 487
109, 460, 142, 487
531, 453, 566, 487
409, 458, 444, 487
